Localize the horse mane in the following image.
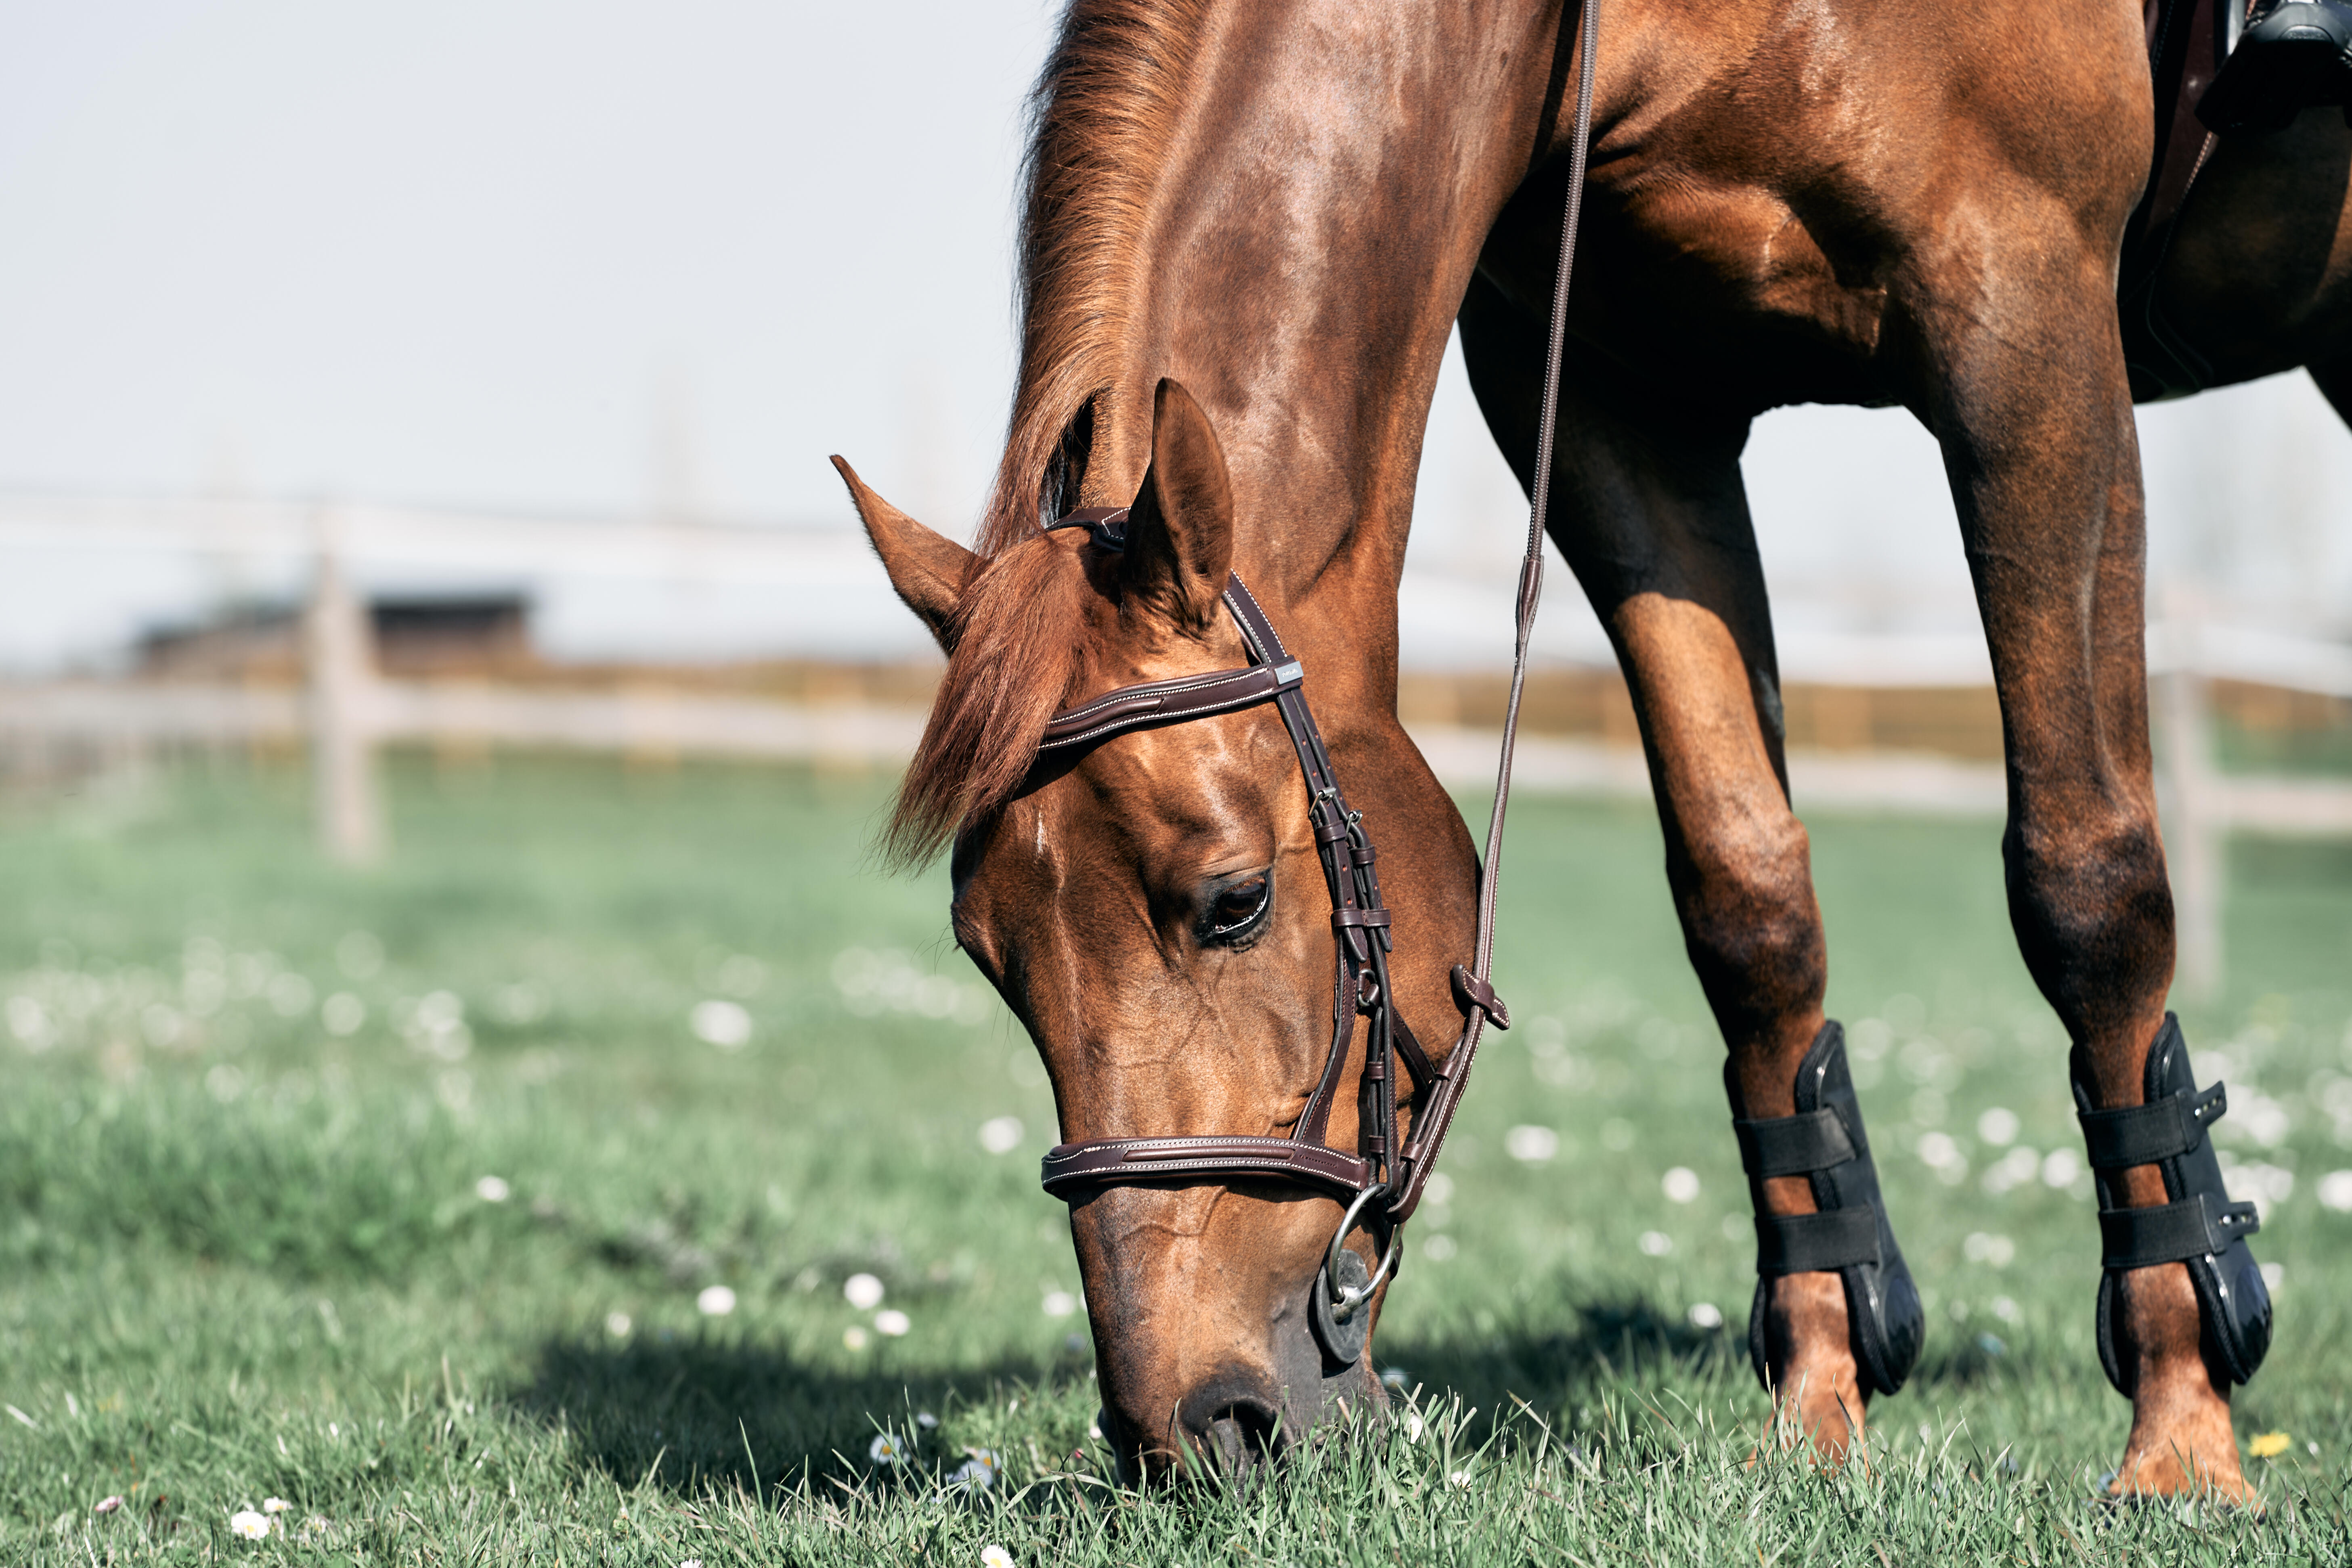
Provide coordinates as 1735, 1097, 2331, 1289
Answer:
885, 2, 1207, 864
884, 537, 1094, 866
976, 0, 1208, 558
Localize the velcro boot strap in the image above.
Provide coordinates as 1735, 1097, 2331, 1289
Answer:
1734, 1109, 1856, 1178
2077, 1082, 2225, 1171
2098, 1191, 2260, 1270
1756, 1205, 1881, 1275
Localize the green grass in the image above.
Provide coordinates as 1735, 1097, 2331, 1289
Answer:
4, 754, 2352, 1563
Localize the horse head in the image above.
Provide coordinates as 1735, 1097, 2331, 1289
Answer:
836, 379, 1476, 1482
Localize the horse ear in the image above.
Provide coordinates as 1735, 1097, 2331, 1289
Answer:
831, 455, 976, 654
1124, 379, 1235, 632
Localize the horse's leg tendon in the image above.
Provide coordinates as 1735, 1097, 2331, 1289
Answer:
1920, 212, 2256, 1499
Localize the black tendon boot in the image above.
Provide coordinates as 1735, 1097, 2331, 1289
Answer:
2071, 1015, 2272, 1395
2199, 0, 2352, 134
1729, 1023, 1924, 1396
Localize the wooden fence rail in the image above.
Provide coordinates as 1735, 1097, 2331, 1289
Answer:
2, 526, 2346, 998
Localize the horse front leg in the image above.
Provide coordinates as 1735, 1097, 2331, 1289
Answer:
1463, 277, 1915, 1458
1924, 227, 2262, 1501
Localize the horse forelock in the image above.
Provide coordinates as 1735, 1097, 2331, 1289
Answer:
980, 0, 1212, 560
885, 536, 1094, 867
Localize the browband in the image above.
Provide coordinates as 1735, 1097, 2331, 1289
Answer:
1041, 661, 1302, 752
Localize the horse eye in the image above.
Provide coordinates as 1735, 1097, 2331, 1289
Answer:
1203, 873, 1272, 943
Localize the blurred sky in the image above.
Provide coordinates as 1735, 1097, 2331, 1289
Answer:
0, 2, 2346, 668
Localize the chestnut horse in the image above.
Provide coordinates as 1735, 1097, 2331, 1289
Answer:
837, 0, 2352, 1494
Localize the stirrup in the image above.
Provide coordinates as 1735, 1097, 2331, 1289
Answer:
1730, 1022, 1924, 1398
2071, 1014, 2272, 1395
2198, 0, 2352, 134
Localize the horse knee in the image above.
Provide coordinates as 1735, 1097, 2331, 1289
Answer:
2003, 809, 2172, 1033
1671, 806, 1826, 1040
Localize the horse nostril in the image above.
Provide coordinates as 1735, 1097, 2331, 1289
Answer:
1197, 1400, 1283, 1478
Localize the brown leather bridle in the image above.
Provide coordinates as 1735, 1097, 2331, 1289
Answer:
1028, 0, 1601, 1354
1033, 507, 1505, 1330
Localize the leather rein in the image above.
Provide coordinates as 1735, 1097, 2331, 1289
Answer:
1031, 0, 1603, 1334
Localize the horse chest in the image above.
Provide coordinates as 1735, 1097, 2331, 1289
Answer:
1484, 168, 1902, 407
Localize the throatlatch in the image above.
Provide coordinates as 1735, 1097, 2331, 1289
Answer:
2071, 1014, 2271, 1396
1731, 1022, 1924, 1397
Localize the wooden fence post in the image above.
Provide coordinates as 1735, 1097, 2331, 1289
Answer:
306, 511, 383, 863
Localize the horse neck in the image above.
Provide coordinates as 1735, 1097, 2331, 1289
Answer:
1036, 0, 1564, 704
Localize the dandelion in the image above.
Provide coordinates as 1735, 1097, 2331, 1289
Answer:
690, 999, 753, 1049
1976, 1107, 2021, 1146
874, 1308, 911, 1337
982, 1547, 1016, 1568
870, 1431, 909, 1466
843, 1326, 869, 1350
606, 1311, 632, 1338
697, 1285, 737, 1316
2319, 1170, 2352, 1212
2250, 1431, 2292, 1459
262, 1497, 291, 1514
267, 971, 315, 1018
1917, 1132, 1964, 1172
1661, 1167, 1701, 1203
1963, 1232, 2016, 1267
1687, 1302, 1724, 1329
93, 1496, 122, 1515
1505, 1125, 1559, 1163
978, 1115, 1024, 1154
944, 1450, 1000, 1493
1379, 1367, 1409, 1391
1042, 1290, 1076, 1319
229, 1509, 271, 1540
1638, 1230, 1673, 1256
474, 1175, 511, 1203
844, 1272, 886, 1310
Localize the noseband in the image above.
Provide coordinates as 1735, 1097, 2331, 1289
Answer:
1033, 506, 1508, 1336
